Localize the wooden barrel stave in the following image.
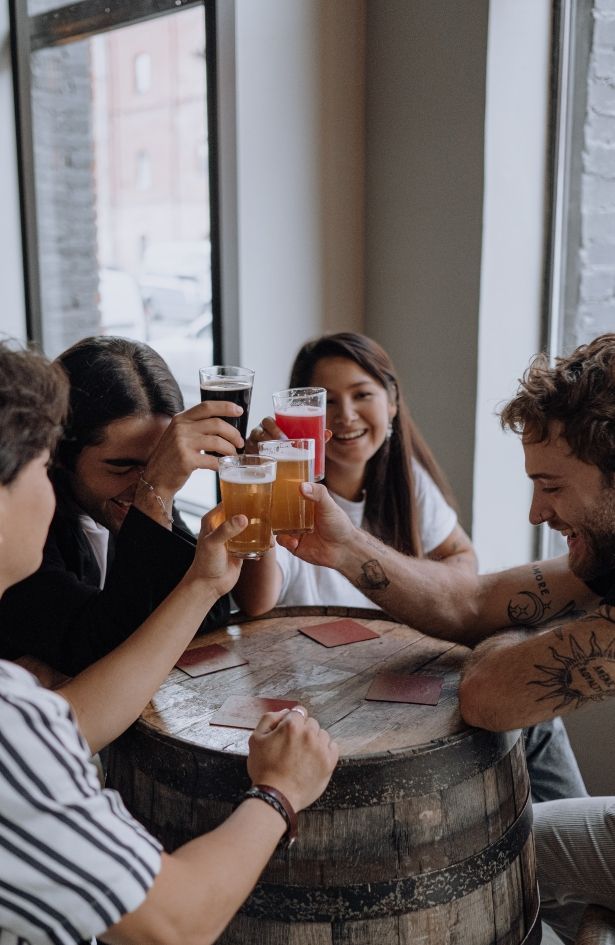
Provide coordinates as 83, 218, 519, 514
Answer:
106, 609, 540, 944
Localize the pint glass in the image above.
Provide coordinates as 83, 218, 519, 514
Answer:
199, 366, 255, 440
218, 455, 276, 558
272, 387, 326, 480
258, 439, 315, 534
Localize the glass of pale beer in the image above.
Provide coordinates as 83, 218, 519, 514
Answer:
258, 439, 315, 534
272, 387, 326, 480
199, 366, 255, 440
218, 455, 277, 558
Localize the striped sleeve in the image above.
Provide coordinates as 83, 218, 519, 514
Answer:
0, 663, 162, 945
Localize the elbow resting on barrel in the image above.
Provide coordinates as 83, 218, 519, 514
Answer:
458, 670, 511, 732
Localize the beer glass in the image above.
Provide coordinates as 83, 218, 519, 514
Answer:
218, 455, 276, 558
258, 439, 315, 534
272, 387, 326, 480
199, 366, 254, 440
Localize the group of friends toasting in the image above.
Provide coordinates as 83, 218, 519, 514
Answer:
1, 328, 613, 944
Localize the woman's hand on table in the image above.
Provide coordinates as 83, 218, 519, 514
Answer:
187, 504, 246, 598
248, 706, 339, 812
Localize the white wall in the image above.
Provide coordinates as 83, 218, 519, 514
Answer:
231, 0, 365, 427
364, 0, 489, 536
472, 0, 552, 570
0, 0, 27, 341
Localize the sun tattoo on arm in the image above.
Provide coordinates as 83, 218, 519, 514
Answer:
528, 606, 615, 710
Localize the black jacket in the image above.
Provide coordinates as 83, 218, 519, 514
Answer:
0, 492, 229, 675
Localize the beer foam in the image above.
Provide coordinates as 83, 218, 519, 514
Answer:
220, 466, 276, 485
275, 405, 324, 416
260, 445, 313, 461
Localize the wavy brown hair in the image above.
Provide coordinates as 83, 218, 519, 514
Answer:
289, 332, 457, 556
501, 333, 615, 479
0, 341, 69, 486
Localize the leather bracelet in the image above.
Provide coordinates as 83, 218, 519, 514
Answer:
242, 784, 298, 848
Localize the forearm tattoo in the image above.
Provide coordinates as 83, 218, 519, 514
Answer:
529, 607, 615, 710
507, 567, 585, 628
356, 559, 391, 591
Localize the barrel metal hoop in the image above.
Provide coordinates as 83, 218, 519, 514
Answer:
240, 793, 534, 922
127, 722, 521, 805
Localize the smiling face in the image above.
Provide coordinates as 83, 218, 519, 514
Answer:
0, 452, 56, 593
524, 424, 615, 579
68, 413, 171, 534
309, 356, 397, 486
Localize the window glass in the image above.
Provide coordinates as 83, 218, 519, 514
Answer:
27, 5, 216, 513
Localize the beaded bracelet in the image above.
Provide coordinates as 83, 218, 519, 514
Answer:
139, 475, 173, 528
240, 784, 298, 848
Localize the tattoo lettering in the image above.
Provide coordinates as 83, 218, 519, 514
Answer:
356, 559, 391, 591
532, 564, 551, 598
507, 592, 584, 629
598, 603, 615, 625
529, 630, 615, 711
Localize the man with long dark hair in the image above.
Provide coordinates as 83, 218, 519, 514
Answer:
0, 335, 243, 675
0, 339, 338, 944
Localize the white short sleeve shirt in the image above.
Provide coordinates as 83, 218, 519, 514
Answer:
275, 460, 457, 609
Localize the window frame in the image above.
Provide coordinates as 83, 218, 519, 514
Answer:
9, 0, 223, 363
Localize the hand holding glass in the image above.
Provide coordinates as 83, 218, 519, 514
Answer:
218, 455, 276, 558
258, 439, 315, 534
199, 366, 254, 441
272, 387, 326, 480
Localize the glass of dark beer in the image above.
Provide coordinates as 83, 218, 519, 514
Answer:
199, 365, 255, 440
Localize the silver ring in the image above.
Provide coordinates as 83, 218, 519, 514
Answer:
290, 706, 306, 718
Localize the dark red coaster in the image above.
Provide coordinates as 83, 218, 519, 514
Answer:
210, 695, 299, 730
365, 672, 443, 706
298, 619, 380, 648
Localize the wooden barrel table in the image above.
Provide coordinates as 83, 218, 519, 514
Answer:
107, 607, 540, 944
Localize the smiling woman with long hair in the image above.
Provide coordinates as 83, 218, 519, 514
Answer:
233, 330, 588, 809
234, 331, 475, 615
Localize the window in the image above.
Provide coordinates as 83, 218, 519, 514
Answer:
135, 149, 152, 190
12, 0, 221, 515
134, 51, 151, 94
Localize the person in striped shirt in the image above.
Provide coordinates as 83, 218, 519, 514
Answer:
0, 340, 339, 945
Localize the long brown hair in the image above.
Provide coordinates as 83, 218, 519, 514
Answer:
289, 332, 457, 556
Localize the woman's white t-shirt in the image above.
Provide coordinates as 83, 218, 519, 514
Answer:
275, 461, 457, 610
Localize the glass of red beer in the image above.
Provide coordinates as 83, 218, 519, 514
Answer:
272, 387, 326, 480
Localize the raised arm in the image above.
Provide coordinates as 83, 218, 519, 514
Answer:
427, 523, 478, 573
58, 513, 246, 754
459, 604, 615, 730
277, 483, 598, 645
232, 547, 283, 616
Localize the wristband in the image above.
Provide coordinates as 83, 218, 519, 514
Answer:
242, 783, 298, 848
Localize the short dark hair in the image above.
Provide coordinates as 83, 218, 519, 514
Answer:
56, 336, 184, 469
290, 331, 457, 555
501, 333, 615, 478
0, 341, 69, 485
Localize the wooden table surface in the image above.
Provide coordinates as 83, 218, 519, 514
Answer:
140, 606, 472, 758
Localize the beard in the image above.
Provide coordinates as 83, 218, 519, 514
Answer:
566, 490, 615, 580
